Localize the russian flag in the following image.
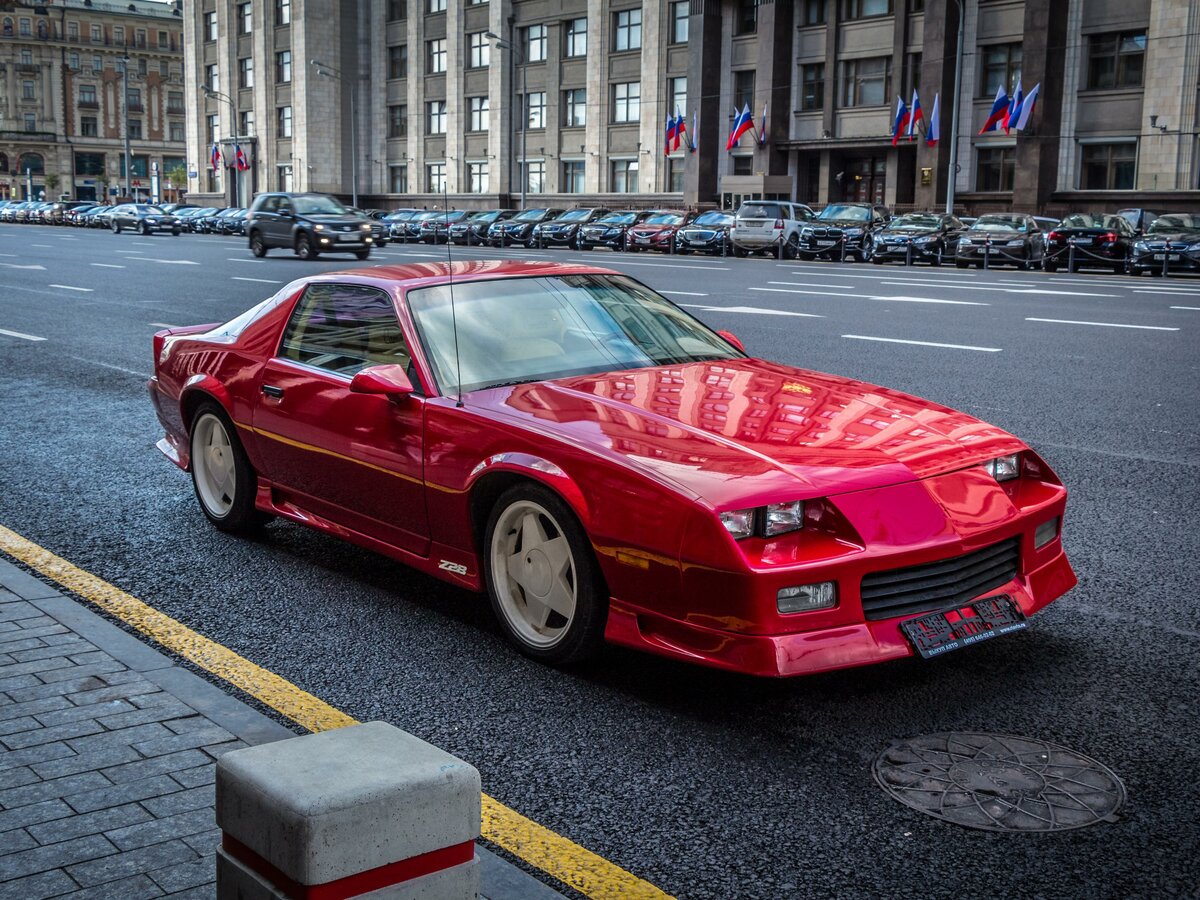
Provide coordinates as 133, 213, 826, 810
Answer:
1013, 83, 1040, 131
892, 96, 910, 146
210, 143, 221, 170
235, 145, 249, 171
1003, 82, 1023, 134
673, 108, 687, 152
979, 85, 1009, 134
664, 114, 676, 157
726, 104, 754, 151
926, 93, 940, 146
907, 90, 922, 141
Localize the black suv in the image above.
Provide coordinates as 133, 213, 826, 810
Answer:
246, 192, 374, 260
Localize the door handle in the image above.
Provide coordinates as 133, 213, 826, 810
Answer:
261, 384, 284, 398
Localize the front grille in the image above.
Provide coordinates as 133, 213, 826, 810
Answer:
860, 537, 1020, 621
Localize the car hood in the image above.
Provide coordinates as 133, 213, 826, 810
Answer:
965, 228, 1024, 238
1141, 231, 1200, 242
301, 214, 367, 225
475, 359, 1025, 507
811, 218, 870, 229
629, 224, 679, 234
881, 228, 938, 238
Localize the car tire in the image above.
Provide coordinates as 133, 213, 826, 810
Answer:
354, 249, 371, 261
189, 403, 271, 534
112, 221, 121, 234
172, 227, 181, 236
733, 245, 748, 258
1112, 263, 1125, 275
955, 261, 969, 269
140, 222, 151, 236
784, 234, 800, 260
483, 482, 607, 666
1044, 262, 1058, 273
250, 232, 268, 257
295, 233, 318, 260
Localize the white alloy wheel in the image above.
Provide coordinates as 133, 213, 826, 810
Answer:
490, 499, 578, 649
192, 412, 237, 518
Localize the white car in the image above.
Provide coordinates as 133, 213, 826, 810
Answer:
730, 201, 815, 258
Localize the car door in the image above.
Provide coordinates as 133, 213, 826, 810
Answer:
252, 282, 429, 555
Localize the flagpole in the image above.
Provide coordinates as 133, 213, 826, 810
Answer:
945, 0, 964, 215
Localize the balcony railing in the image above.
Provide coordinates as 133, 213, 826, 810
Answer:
0, 130, 58, 143
78, 99, 100, 109
127, 102, 145, 113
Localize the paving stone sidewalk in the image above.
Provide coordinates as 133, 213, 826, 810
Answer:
0, 560, 562, 900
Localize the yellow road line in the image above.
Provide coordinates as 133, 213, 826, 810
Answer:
0, 523, 671, 900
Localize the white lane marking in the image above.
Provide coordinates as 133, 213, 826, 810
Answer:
1135, 288, 1200, 296
785, 266, 979, 279
683, 304, 823, 318
0, 262, 47, 270
66, 355, 150, 378
227, 257, 263, 262
130, 241, 157, 246
873, 280, 1116, 297
1026, 317, 1180, 331
49, 284, 94, 292
90, 263, 126, 268
751, 287, 987, 306
875, 296, 990, 306
1169, 306, 1200, 311
843, 334, 1003, 352
122, 257, 199, 265
0, 253, 18, 257
566, 257, 730, 271
232, 276, 284, 284
31, 243, 52, 248
1007, 288, 1118, 297
661, 291, 710, 297
0, 327, 46, 341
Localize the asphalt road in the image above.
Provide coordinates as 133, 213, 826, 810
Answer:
0, 224, 1197, 899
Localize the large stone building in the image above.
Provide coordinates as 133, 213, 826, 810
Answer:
182, 0, 1200, 214
0, 0, 187, 203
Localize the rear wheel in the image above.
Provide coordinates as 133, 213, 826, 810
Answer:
1044, 262, 1058, 273
111, 221, 121, 234
483, 483, 607, 666
784, 234, 800, 260
956, 261, 969, 269
189, 403, 271, 534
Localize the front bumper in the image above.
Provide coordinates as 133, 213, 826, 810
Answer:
872, 241, 943, 262
956, 243, 1031, 264
1128, 248, 1200, 271
578, 230, 624, 248
314, 233, 372, 250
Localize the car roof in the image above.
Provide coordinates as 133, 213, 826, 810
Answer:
317, 260, 621, 291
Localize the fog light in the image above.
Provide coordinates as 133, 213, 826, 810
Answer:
777, 581, 837, 614
1035, 517, 1060, 548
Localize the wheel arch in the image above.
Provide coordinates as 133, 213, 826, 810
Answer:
179, 375, 234, 431
466, 455, 592, 558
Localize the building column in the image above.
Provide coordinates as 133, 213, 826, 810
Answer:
584, 0, 604, 192
915, 0, 958, 209
1011, 0, 1068, 211
488, 0, 512, 197
684, 1, 722, 205
755, 0, 794, 181
445, 0, 464, 193
638, 0, 663, 193
1139, 0, 1200, 191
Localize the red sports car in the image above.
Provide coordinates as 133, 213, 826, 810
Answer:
149, 261, 1075, 676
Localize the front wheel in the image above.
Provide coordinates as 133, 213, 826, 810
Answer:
783, 234, 800, 260
140, 222, 151, 236
296, 234, 318, 260
483, 483, 608, 666
189, 403, 271, 534
172, 227, 181, 236
112, 221, 121, 234
354, 248, 371, 260
250, 232, 268, 257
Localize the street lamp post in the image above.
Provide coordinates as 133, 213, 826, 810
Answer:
486, 31, 526, 210
945, 0, 965, 216
118, 54, 132, 199
203, 86, 240, 207
311, 60, 357, 207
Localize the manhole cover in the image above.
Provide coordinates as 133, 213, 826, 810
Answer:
874, 732, 1125, 832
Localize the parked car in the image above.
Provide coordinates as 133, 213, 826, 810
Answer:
63, 204, 99, 226
84, 205, 115, 228
487, 208, 564, 248
402, 211, 442, 242
576, 210, 656, 251
382, 209, 422, 242
954, 214, 1046, 270
1127, 213, 1200, 275
45, 201, 93, 225
14, 202, 46, 224
149, 260, 1075, 675
0, 201, 28, 223
530, 208, 612, 249
1117, 208, 1159, 234
1043, 214, 1136, 274
348, 208, 390, 246
871, 213, 966, 266
676, 211, 734, 255
109, 203, 182, 235
186, 207, 224, 233
625, 211, 696, 252
731, 201, 816, 258
221, 208, 252, 236
246, 192, 374, 260
420, 210, 470, 245
448, 209, 518, 245
797, 203, 888, 262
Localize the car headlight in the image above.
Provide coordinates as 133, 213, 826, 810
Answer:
958, 237, 970, 246
1006, 239, 1025, 247
764, 500, 805, 537
1133, 241, 1148, 251
361, 223, 372, 231
146, 218, 157, 223
313, 224, 325, 231
915, 235, 936, 244
1188, 242, 1200, 251
983, 453, 1021, 482
719, 509, 756, 540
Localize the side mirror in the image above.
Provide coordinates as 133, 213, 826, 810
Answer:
349, 364, 414, 399
717, 330, 746, 353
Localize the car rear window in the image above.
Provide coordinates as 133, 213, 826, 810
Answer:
738, 202, 783, 219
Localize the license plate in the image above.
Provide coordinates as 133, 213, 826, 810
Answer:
1153, 253, 1180, 261
1073, 237, 1092, 245
816, 239, 836, 247
338, 233, 358, 242
900, 594, 1027, 659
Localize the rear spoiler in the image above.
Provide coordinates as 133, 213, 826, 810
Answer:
152, 323, 218, 364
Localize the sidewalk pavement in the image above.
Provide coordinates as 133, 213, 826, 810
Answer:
0, 558, 563, 900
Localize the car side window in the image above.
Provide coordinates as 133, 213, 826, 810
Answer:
278, 284, 412, 377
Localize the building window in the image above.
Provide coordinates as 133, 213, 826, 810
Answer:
68, 52, 80, 70
113, 26, 124, 44
612, 82, 640, 123
468, 96, 489, 132
20, 80, 34, 101
67, 21, 78, 40
733, 70, 755, 111
735, 0, 757, 34
564, 89, 586, 127
801, 64, 824, 110
468, 161, 488, 193
206, 114, 219, 144
239, 57, 254, 89
427, 162, 446, 193
389, 44, 408, 79
159, 30, 169, 49
18, 17, 31, 37
976, 146, 1015, 192
128, 119, 143, 140
427, 100, 447, 135
276, 51, 291, 83
390, 164, 408, 193
277, 164, 293, 191
169, 121, 185, 142
276, 0, 291, 26
840, 56, 890, 107
1087, 32, 1146, 90
240, 110, 255, 136
389, 104, 408, 138
160, 61, 169, 78
388, 0, 408, 21
525, 92, 546, 129
668, 77, 688, 118
137, 58, 147, 77
80, 84, 97, 106
669, 158, 686, 192
732, 154, 753, 175
909, 0, 925, 11
277, 105, 292, 138
1080, 142, 1136, 190
75, 152, 105, 176
240, 3, 252, 34
135, 29, 146, 48
23, 113, 36, 132
17, 152, 43, 174
204, 11, 217, 42
205, 64, 219, 93
166, 90, 183, 114
803, 0, 826, 25
980, 43, 1021, 97
841, 0, 892, 18
613, 9, 641, 51
427, 39, 446, 74
562, 160, 585, 193
526, 24, 547, 63
523, 160, 545, 194
428, 0, 446, 12
669, 1, 689, 43
565, 18, 587, 57
91, 24, 101, 42
468, 33, 489, 68
80, 116, 98, 137
92, 55, 102, 73
611, 159, 638, 193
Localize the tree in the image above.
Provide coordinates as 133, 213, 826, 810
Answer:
44, 173, 61, 197
166, 165, 188, 199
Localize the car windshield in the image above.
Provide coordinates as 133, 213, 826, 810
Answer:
644, 213, 683, 225
514, 209, 550, 222
598, 213, 637, 225
888, 214, 942, 231
692, 212, 732, 226
738, 202, 783, 219
385, 211, 415, 221
293, 195, 349, 215
973, 215, 1027, 232
413, 211, 440, 222
1148, 214, 1200, 235
470, 211, 501, 223
135, 205, 165, 214
817, 205, 870, 222
407, 274, 740, 394
1060, 214, 1125, 229
559, 209, 594, 222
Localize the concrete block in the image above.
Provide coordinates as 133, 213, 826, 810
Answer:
216, 721, 480, 896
